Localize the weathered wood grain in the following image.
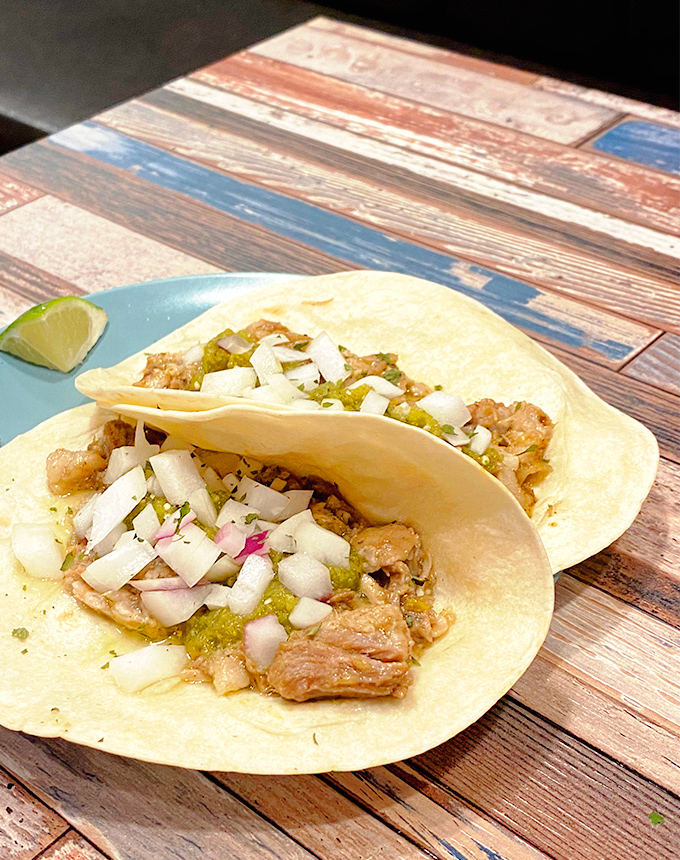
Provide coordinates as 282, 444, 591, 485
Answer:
548, 344, 680, 463
412, 696, 680, 860
192, 50, 680, 235
0, 141, 350, 277
324, 765, 552, 860
0, 729, 316, 860
253, 19, 618, 144
623, 334, 680, 397
0, 765, 68, 859
91, 99, 667, 366
0, 173, 42, 215
213, 771, 430, 859
0, 250, 84, 327
38, 832, 111, 860
165, 78, 680, 331
535, 76, 680, 128
0, 196, 221, 294
588, 120, 680, 176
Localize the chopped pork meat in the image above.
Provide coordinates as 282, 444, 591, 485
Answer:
134, 352, 200, 390
46, 419, 135, 494
467, 399, 553, 514
266, 604, 412, 701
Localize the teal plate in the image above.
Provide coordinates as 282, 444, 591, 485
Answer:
1, 272, 296, 445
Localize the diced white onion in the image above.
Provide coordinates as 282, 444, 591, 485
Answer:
188, 487, 217, 528
214, 522, 247, 558
132, 503, 161, 543
11, 523, 64, 580
272, 344, 311, 362
278, 490, 314, 521
290, 399, 322, 411
247, 384, 287, 404
257, 332, 289, 348
348, 375, 403, 398
222, 473, 239, 493
289, 596, 333, 628
468, 424, 493, 455
359, 389, 390, 416
243, 615, 287, 671
200, 367, 257, 396
103, 446, 138, 485
306, 331, 350, 384
237, 477, 289, 521
89, 465, 147, 548
318, 398, 344, 411
133, 421, 160, 463
146, 474, 164, 496
155, 522, 221, 587
284, 362, 321, 391
154, 508, 196, 541
442, 427, 470, 446
197, 464, 226, 491
129, 576, 187, 591
216, 333, 252, 354
109, 644, 189, 693
182, 344, 206, 364
417, 392, 471, 428
90, 521, 127, 557
215, 498, 260, 534
204, 583, 233, 609
265, 509, 315, 554
277, 552, 332, 600
149, 449, 206, 506
73, 494, 97, 539
250, 342, 282, 384
294, 521, 351, 568
159, 435, 194, 453
228, 554, 274, 616
205, 554, 240, 582
81, 536, 157, 592
141, 585, 211, 626
267, 372, 309, 403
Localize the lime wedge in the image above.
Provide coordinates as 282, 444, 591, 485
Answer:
0, 296, 108, 372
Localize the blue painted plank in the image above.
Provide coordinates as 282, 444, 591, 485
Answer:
50, 121, 636, 363
592, 120, 680, 176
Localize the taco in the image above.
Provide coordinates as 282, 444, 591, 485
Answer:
0, 401, 552, 773
76, 270, 659, 573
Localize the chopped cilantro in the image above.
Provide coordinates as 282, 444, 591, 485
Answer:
515, 401, 523, 412
441, 424, 455, 435
649, 812, 665, 825
244, 513, 259, 524
293, 341, 309, 351
434, 384, 443, 391
60, 552, 75, 572
376, 353, 392, 363
12, 628, 29, 640
383, 368, 401, 383
101, 662, 110, 670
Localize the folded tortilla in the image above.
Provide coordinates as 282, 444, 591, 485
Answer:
76, 270, 659, 574
0, 401, 552, 773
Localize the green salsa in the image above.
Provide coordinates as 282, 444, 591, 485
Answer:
189, 328, 257, 389
307, 382, 371, 411
183, 578, 298, 657
461, 444, 502, 474
329, 549, 363, 590
386, 402, 443, 437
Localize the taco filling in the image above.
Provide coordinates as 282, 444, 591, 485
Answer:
16, 419, 453, 701
133, 320, 554, 514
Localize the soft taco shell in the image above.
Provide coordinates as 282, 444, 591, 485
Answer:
0, 401, 552, 773
76, 270, 659, 573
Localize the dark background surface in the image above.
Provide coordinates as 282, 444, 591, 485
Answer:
0, 0, 677, 154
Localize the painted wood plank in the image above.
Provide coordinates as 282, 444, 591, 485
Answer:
535, 76, 680, 129
0, 141, 350, 277
1, 764, 69, 859
588, 120, 680, 176
190, 51, 680, 236
569, 457, 680, 627
413, 695, 680, 860
0, 196, 221, 294
213, 771, 430, 860
511, 644, 680, 794
324, 765, 552, 860
0, 251, 84, 328
547, 345, 680, 464
623, 334, 680, 397
38, 832, 111, 860
162, 78, 680, 330
0, 728, 316, 860
0, 173, 43, 215
44, 121, 662, 366
252, 19, 618, 144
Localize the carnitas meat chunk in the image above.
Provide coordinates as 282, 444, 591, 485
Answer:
46, 419, 135, 494
266, 604, 412, 701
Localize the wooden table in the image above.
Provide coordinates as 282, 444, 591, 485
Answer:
1, 16, 678, 860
